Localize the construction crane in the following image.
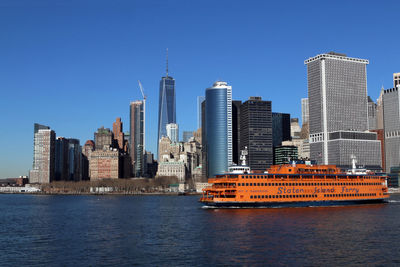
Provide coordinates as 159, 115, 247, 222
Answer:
138, 80, 146, 156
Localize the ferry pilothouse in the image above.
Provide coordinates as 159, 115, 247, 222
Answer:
200, 150, 389, 208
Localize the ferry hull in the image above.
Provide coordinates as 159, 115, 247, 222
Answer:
202, 199, 388, 208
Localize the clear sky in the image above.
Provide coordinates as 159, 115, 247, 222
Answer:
1, 0, 399, 178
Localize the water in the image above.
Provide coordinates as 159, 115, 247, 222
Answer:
1, 194, 400, 266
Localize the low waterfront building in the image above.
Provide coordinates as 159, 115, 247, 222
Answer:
156, 161, 186, 182
195, 182, 211, 193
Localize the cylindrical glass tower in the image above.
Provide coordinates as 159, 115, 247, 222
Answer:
206, 81, 232, 177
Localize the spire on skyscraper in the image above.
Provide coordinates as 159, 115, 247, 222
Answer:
166, 48, 169, 77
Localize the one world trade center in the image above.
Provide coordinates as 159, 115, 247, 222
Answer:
157, 49, 176, 158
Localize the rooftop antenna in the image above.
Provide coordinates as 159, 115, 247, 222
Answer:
166, 48, 169, 77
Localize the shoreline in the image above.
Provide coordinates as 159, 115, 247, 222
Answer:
0, 191, 202, 196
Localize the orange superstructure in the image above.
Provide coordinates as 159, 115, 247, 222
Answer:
200, 163, 389, 208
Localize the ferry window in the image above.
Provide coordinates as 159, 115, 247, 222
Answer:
246, 183, 248, 186
268, 183, 271, 186
250, 183, 253, 186
257, 183, 260, 186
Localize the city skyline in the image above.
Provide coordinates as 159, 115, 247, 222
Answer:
1, 0, 400, 178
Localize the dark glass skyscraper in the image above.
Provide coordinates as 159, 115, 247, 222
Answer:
232, 100, 242, 165
272, 112, 291, 147
240, 97, 273, 170
130, 100, 145, 177
157, 55, 176, 158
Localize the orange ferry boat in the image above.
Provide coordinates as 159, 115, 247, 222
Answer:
200, 159, 389, 208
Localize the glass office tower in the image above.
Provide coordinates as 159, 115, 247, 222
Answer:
130, 100, 145, 177
157, 75, 176, 157
205, 81, 232, 177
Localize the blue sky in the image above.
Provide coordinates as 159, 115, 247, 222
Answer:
0, 0, 399, 178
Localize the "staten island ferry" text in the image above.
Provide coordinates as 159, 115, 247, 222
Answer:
277, 186, 360, 195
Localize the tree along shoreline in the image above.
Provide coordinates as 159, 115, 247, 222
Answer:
30, 176, 199, 195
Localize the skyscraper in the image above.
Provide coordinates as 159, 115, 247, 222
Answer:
197, 96, 205, 130
166, 123, 179, 143
394, 73, 400, 88
240, 97, 273, 170
32, 123, 49, 168
272, 112, 291, 147
383, 87, 400, 172
29, 124, 56, 184
157, 51, 176, 157
367, 96, 377, 130
305, 52, 381, 169
94, 127, 113, 150
113, 117, 127, 152
376, 87, 385, 130
182, 131, 193, 142
68, 138, 82, 181
301, 98, 309, 125
130, 100, 145, 177
55, 137, 69, 181
205, 81, 232, 177
232, 100, 242, 165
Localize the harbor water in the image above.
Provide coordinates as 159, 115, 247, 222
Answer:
1, 194, 400, 266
